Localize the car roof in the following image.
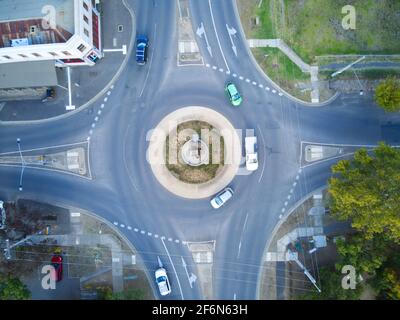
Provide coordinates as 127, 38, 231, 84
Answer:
227, 83, 238, 94
219, 189, 233, 201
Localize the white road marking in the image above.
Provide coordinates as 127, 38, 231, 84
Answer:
212, 65, 217, 70
134, 228, 139, 232
281, 208, 286, 213
284, 201, 288, 206
245, 78, 250, 83
97, 110, 102, 115
219, 68, 224, 72
127, 226, 132, 230
94, 117, 99, 122
148, 232, 152, 236
161, 238, 184, 300
113, 222, 118, 226
175, 239, 180, 243
239, 76, 244, 80
196, 22, 212, 57
91, 123, 96, 128
120, 224, 125, 228
259, 84, 264, 88
266, 87, 270, 91
278, 92, 283, 96
237, 213, 249, 258
252, 81, 257, 86
86, 137, 91, 141
154, 234, 159, 238
206, 63, 211, 67
208, 0, 230, 72
110, 85, 114, 89
226, 24, 238, 56
233, 73, 237, 77
287, 195, 292, 200
140, 230, 145, 234
226, 70, 231, 75
272, 89, 276, 93
101, 104, 105, 109
89, 130, 93, 135
107, 91, 111, 96
257, 125, 267, 183
290, 188, 294, 193
168, 238, 173, 242
181, 257, 197, 288
104, 97, 108, 102
293, 182, 297, 187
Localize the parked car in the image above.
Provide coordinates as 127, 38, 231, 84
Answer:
0, 200, 5, 230
245, 135, 259, 171
42, 88, 56, 102
51, 255, 63, 282
136, 35, 148, 65
155, 267, 171, 296
210, 187, 234, 209
225, 82, 242, 106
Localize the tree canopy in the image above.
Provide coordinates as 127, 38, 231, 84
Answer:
328, 143, 400, 242
375, 76, 400, 112
0, 275, 31, 300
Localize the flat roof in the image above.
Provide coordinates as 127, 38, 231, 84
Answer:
0, 60, 58, 89
0, 0, 75, 48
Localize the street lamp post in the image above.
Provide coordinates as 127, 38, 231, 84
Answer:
16, 138, 25, 192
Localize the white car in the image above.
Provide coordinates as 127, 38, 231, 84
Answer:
245, 136, 258, 171
210, 187, 234, 209
0, 200, 5, 230
155, 267, 171, 296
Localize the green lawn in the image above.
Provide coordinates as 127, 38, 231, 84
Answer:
252, 0, 400, 64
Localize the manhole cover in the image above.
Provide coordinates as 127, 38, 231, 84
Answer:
117, 25, 123, 32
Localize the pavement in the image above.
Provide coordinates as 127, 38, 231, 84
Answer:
0, 0, 133, 122
1, 0, 400, 301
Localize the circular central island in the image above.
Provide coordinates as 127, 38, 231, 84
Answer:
147, 107, 241, 199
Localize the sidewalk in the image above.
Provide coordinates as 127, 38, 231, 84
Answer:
248, 38, 320, 103
0, 0, 134, 122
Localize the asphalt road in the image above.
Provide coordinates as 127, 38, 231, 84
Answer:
1, 0, 400, 300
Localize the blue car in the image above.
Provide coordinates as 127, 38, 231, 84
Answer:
136, 35, 148, 65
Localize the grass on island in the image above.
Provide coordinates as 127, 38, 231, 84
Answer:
165, 121, 225, 184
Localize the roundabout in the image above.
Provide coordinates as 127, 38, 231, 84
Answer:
147, 106, 241, 199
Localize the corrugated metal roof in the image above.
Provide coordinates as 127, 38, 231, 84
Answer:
0, 60, 58, 89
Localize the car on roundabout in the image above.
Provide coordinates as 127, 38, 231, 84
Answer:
155, 267, 171, 296
225, 82, 242, 106
210, 187, 234, 209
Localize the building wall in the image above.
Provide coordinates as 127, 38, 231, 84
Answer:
0, 0, 101, 67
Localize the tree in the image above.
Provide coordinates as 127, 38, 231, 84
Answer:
296, 267, 362, 300
328, 143, 400, 242
0, 275, 31, 300
375, 76, 400, 112
335, 234, 388, 275
95, 286, 145, 300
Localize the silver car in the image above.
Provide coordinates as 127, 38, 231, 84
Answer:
210, 187, 234, 209
155, 267, 171, 296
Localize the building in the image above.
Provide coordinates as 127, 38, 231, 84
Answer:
0, 60, 60, 101
0, 0, 102, 67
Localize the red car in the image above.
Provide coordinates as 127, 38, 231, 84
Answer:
51, 255, 63, 282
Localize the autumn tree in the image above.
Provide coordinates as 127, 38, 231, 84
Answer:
375, 76, 400, 112
328, 143, 400, 242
